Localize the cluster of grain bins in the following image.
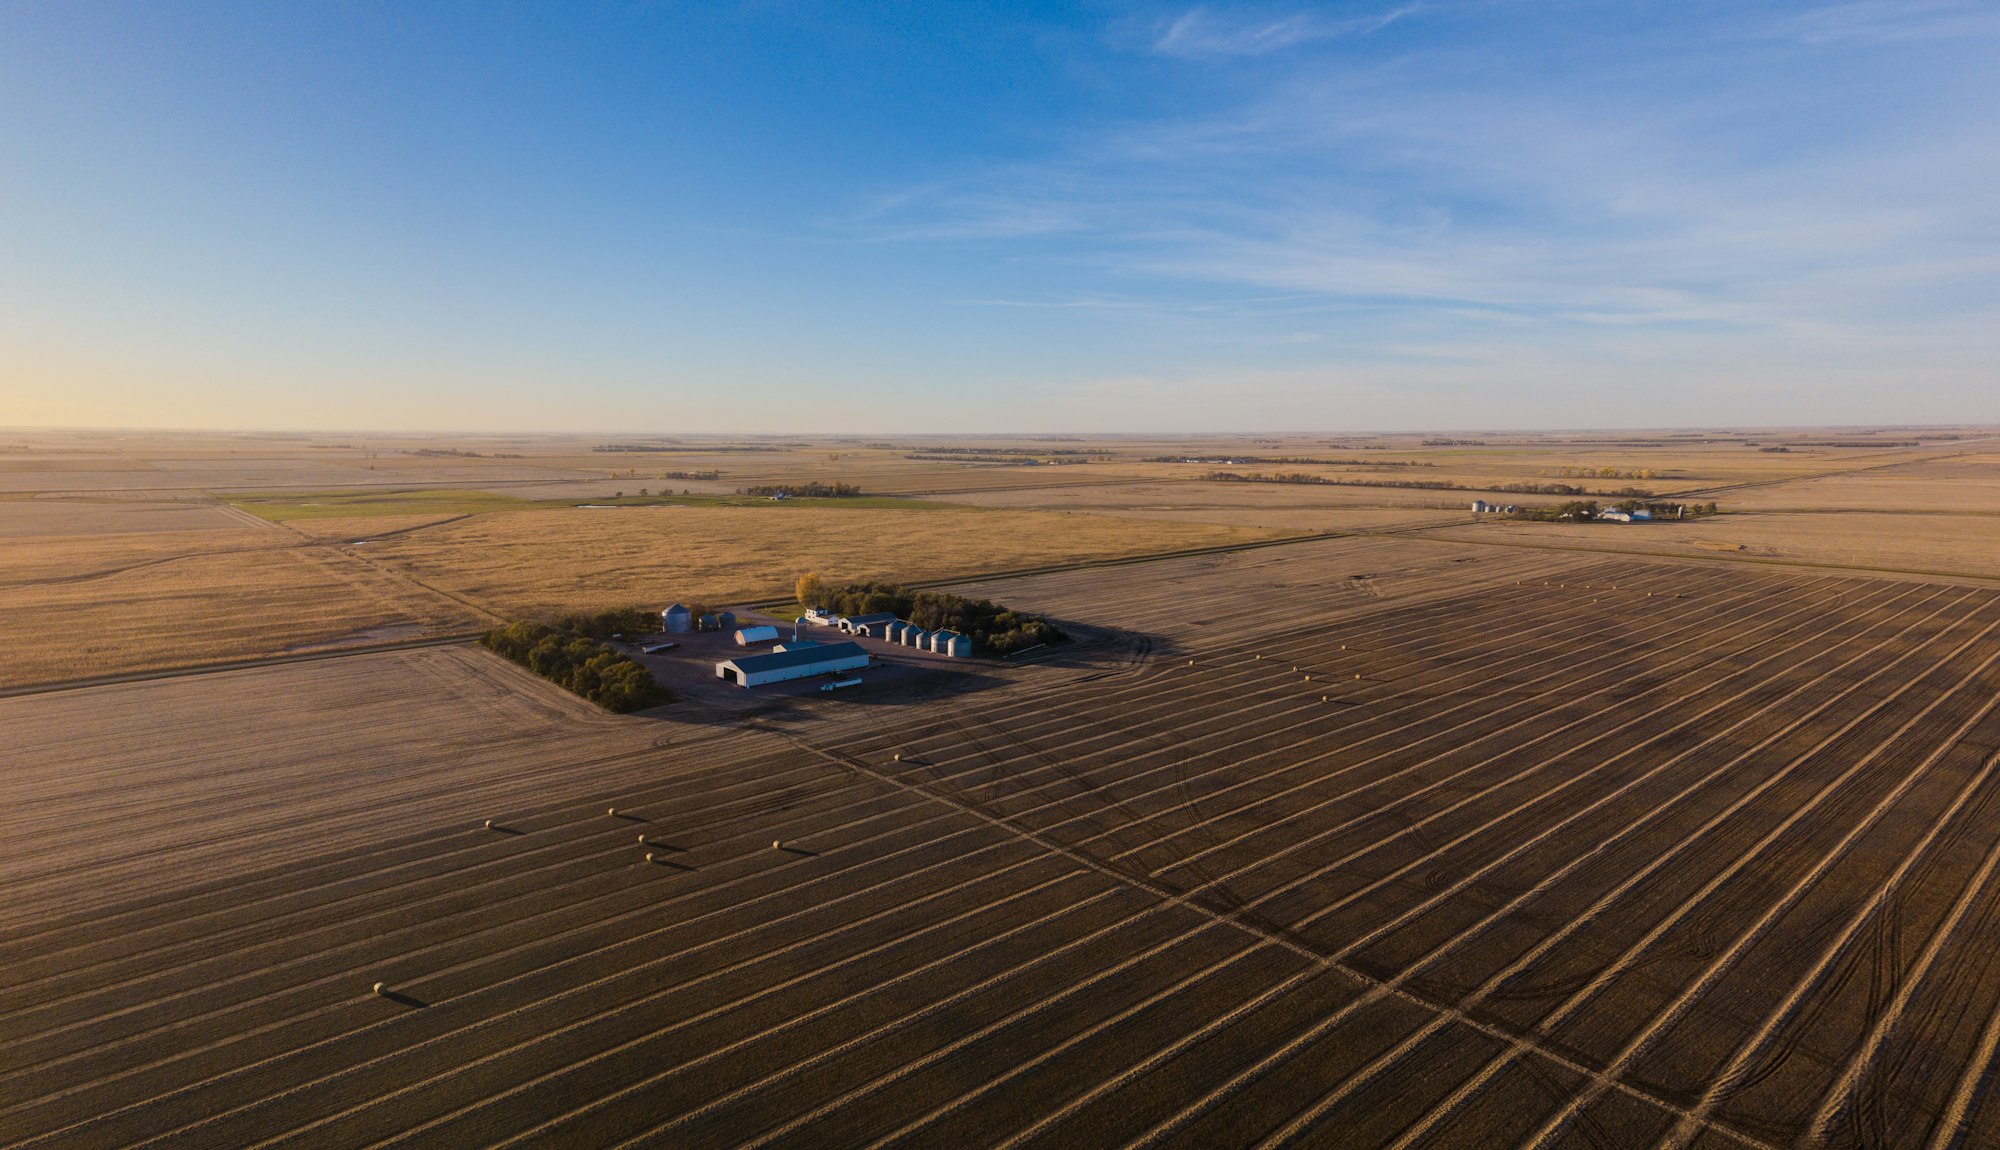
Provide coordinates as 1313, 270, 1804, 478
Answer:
1470, 500, 1518, 514
662, 603, 738, 632
895, 625, 969, 657
814, 612, 972, 657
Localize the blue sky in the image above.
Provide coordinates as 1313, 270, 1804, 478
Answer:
2, 1, 1996, 432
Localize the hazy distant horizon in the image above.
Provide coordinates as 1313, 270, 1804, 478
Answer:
5, 2, 1997, 431
9, 422, 1999, 441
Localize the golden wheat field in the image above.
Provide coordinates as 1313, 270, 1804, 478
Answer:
358, 503, 1282, 619
2, 427, 1997, 689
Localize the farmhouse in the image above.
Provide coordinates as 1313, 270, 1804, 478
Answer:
715, 640, 870, 687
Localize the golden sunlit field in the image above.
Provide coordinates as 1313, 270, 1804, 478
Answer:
6, 425, 2000, 1148
2, 427, 1995, 690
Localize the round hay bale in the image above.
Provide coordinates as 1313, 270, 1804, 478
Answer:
372, 981, 385, 995
483, 819, 492, 829
607, 807, 618, 817
645, 852, 655, 863
772, 839, 783, 850
637, 833, 647, 845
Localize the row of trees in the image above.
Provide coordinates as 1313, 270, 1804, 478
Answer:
1549, 466, 1659, 480
1152, 455, 1431, 467
794, 575, 1068, 656
1203, 470, 1658, 498
742, 482, 863, 498
1508, 500, 1721, 522
482, 620, 674, 712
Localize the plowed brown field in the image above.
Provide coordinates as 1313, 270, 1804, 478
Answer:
8, 534, 2000, 1148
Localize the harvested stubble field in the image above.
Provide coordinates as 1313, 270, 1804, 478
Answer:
6, 427, 2000, 690
350, 503, 1279, 619
1431, 511, 2000, 584
918, 478, 1474, 534
8, 534, 2000, 1148
0, 524, 485, 687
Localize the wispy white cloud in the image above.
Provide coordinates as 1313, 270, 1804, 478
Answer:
853, 6, 2000, 352
1149, 4, 1420, 59
1782, 0, 2000, 46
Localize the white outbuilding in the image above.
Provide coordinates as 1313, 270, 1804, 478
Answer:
840, 612, 899, 636
716, 641, 870, 687
733, 625, 781, 646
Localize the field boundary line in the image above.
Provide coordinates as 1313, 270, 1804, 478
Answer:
1805, 759, 2000, 1143
0, 772, 934, 1071
367, 874, 1132, 1150
1660, 737, 2000, 1145
1927, 945, 2000, 1148
1, 793, 1029, 1124
1387, 525, 2000, 589
1522, 653, 2000, 1149
831, 585, 1919, 1148
1133, 575, 1854, 877
778, 741, 1779, 1150
0, 634, 486, 699
1115, 585, 1976, 1148
14, 841, 1082, 1148
1343, 602, 2000, 1150
0, 514, 1502, 697
838, 565, 1795, 857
